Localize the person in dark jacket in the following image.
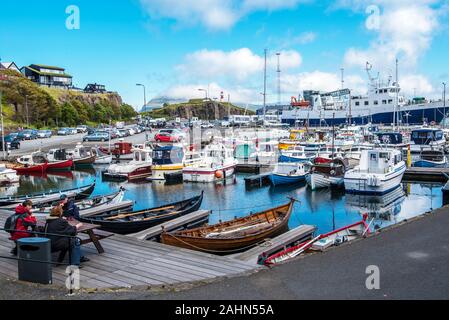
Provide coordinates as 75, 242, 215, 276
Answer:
45, 206, 89, 266
58, 194, 80, 220
10, 200, 37, 256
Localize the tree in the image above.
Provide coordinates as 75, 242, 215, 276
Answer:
120, 104, 138, 120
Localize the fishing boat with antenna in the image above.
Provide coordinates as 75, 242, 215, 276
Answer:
161, 199, 295, 254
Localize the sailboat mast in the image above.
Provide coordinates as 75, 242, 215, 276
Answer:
263, 49, 267, 119
396, 58, 399, 130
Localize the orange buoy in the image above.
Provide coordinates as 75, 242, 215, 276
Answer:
215, 170, 224, 179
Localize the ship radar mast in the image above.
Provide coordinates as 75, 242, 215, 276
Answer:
365, 62, 379, 92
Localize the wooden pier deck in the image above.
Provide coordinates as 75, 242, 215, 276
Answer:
230, 225, 316, 265
244, 173, 272, 189
0, 211, 259, 289
404, 167, 449, 182
127, 210, 211, 241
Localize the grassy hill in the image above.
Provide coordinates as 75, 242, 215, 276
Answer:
143, 99, 255, 120
0, 69, 136, 129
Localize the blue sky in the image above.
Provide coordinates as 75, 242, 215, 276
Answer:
1, 0, 448, 110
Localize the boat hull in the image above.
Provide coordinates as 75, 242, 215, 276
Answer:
344, 164, 406, 195
13, 163, 48, 175
47, 159, 73, 171
73, 155, 96, 167
269, 173, 306, 186
306, 173, 344, 190
183, 164, 236, 183
412, 160, 447, 168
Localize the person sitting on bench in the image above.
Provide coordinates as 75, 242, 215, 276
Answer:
44, 206, 89, 266
10, 200, 37, 256
58, 194, 80, 220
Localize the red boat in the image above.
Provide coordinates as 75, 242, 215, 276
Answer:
13, 162, 48, 175
46, 159, 73, 171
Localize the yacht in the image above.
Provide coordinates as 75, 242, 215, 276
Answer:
104, 147, 153, 180
182, 143, 238, 183
344, 149, 406, 195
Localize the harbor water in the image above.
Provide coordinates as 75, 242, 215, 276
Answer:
1, 166, 443, 235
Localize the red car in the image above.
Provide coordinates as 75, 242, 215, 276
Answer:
154, 129, 184, 143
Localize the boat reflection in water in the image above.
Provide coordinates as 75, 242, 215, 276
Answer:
346, 186, 406, 230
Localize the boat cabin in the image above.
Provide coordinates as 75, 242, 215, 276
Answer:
17, 152, 47, 166
152, 146, 184, 165
376, 132, 403, 145
411, 129, 445, 146
48, 149, 68, 161
359, 149, 402, 174
131, 148, 153, 164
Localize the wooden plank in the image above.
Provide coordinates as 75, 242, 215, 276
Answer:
231, 225, 316, 264
127, 210, 211, 240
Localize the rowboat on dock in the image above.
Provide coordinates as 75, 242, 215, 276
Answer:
263, 215, 371, 265
78, 192, 204, 234
0, 182, 96, 208
161, 199, 295, 254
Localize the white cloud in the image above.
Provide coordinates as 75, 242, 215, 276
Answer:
292, 31, 317, 45
139, 0, 309, 30
177, 48, 302, 81
341, 1, 444, 71
399, 74, 435, 97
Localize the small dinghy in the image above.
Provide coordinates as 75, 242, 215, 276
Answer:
412, 150, 447, 168
78, 192, 204, 234
263, 215, 372, 265
161, 199, 295, 254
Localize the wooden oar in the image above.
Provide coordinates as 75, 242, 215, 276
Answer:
142, 211, 180, 221
104, 205, 176, 220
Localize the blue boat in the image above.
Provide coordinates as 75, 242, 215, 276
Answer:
269, 163, 309, 186
279, 155, 314, 163
412, 150, 447, 168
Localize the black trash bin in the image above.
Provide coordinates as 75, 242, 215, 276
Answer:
17, 237, 52, 285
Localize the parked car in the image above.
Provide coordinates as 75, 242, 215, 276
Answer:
0, 135, 21, 151
76, 125, 88, 133
17, 129, 38, 140
86, 127, 96, 135
68, 128, 78, 135
154, 129, 185, 143
118, 129, 130, 137
57, 128, 70, 135
83, 132, 110, 142
37, 130, 53, 139
127, 128, 136, 136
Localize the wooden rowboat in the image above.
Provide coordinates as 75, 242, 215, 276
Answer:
12, 162, 48, 175
78, 192, 204, 235
161, 199, 295, 254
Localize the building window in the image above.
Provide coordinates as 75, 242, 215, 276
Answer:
364, 101, 369, 106
374, 101, 378, 105
355, 101, 360, 106
388, 99, 393, 104
382, 100, 387, 104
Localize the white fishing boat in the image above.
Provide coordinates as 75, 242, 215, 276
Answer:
0, 164, 19, 185
306, 158, 348, 190
104, 146, 153, 180
344, 149, 406, 195
63, 144, 96, 166
93, 148, 113, 164
182, 143, 238, 183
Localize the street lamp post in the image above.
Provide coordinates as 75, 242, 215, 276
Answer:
1, 91, 6, 159
25, 94, 29, 128
136, 84, 147, 109
443, 82, 446, 128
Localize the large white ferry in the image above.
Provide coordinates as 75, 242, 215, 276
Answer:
279, 63, 447, 127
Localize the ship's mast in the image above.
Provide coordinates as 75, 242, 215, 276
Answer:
394, 58, 399, 131
277, 52, 281, 106
263, 49, 267, 119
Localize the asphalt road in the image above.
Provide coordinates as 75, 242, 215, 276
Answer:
5, 131, 152, 157
1, 206, 449, 300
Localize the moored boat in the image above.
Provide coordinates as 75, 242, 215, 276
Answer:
269, 162, 309, 186
412, 149, 447, 168
182, 143, 238, 183
161, 199, 295, 254
79, 192, 204, 234
0, 164, 19, 185
103, 147, 153, 180
306, 158, 348, 190
344, 149, 406, 195
0, 182, 96, 208
279, 146, 316, 163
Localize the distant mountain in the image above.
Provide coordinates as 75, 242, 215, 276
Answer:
140, 97, 186, 113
